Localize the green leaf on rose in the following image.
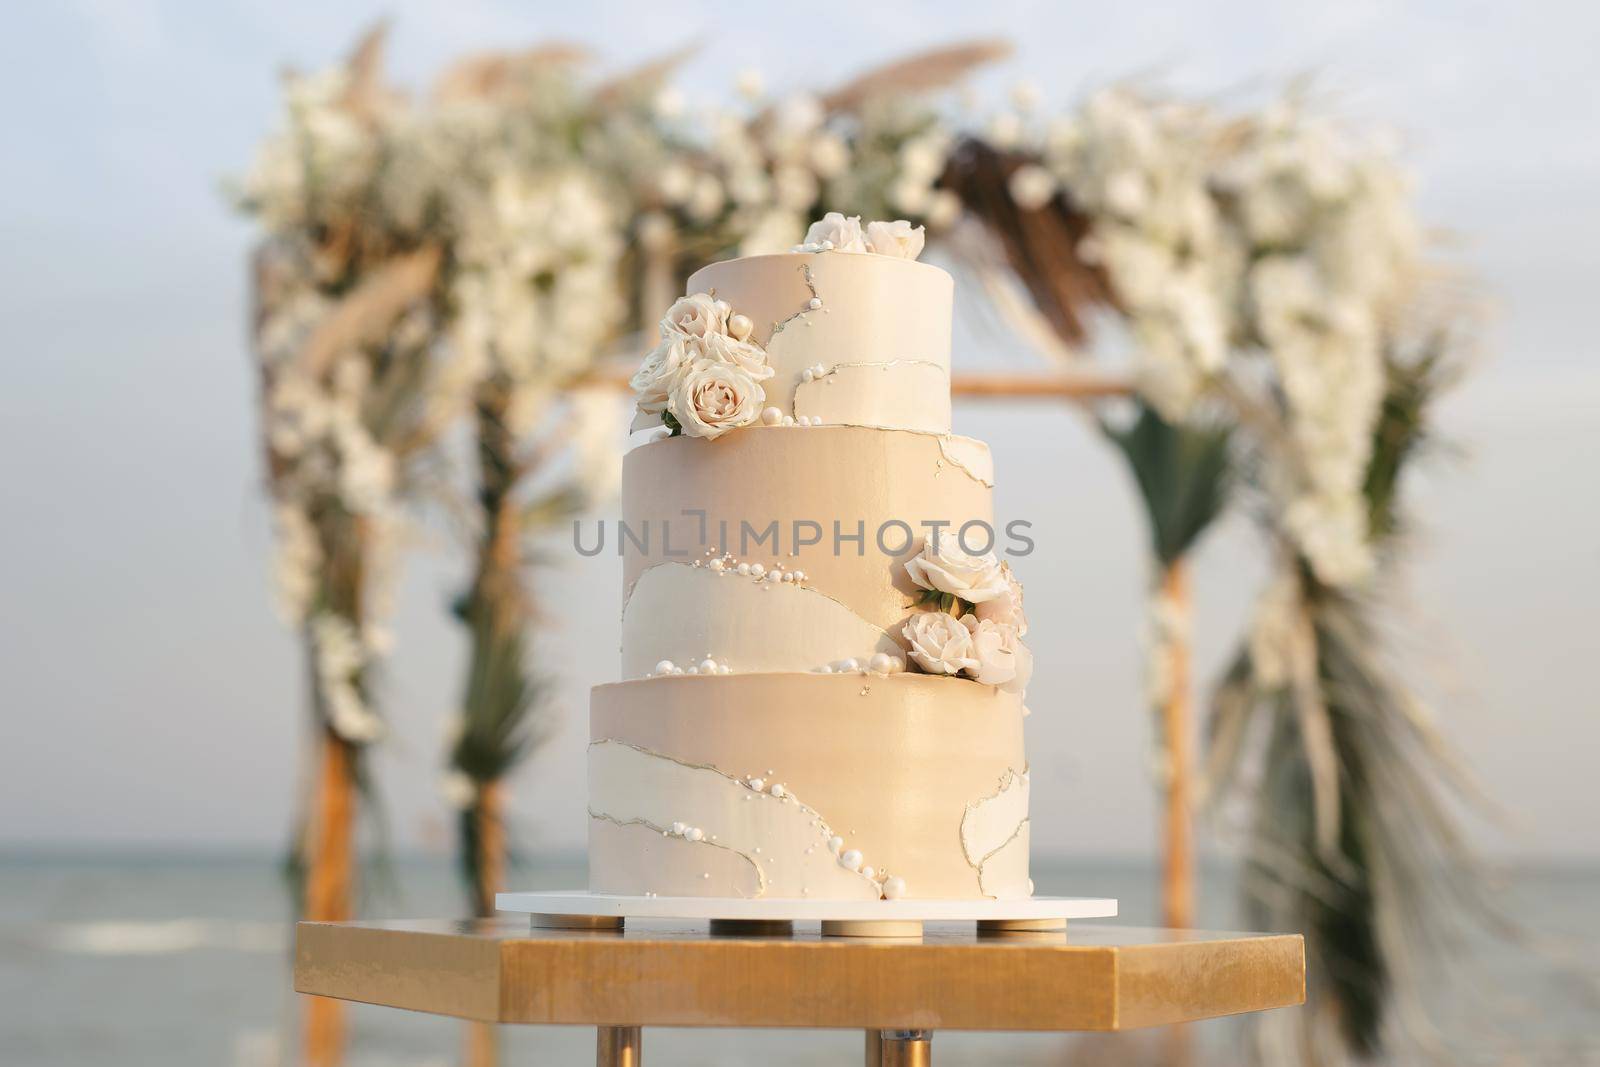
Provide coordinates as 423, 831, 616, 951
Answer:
914, 587, 974, 617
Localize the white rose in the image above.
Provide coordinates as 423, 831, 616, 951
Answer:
902, 611, 979, 676
669, 358, 765, 439
904, 535, 1009, 604
796, 212, 868, 253
629, 334, 689, 422
865, 219, 926, 261
974, 562, 1027, 635
696, 331, 774, 381
963, 615, 1032, 694
660, 292, 729, 340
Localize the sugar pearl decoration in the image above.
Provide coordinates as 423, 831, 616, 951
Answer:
868, 653, 893, 674
797, 415, 811, 427
709, 558, 725, 573
699, 659, 717, 674
807, 297, 823, 310
801, 368, 815, 383
838, 849, 863, 872
760, 406, 783, 426
748, 777, 765, 791
861, 865, 876, 881
671, 821, 686, 836
782, 415, 796, 427
765, 570, 781, 584
750, 563, 766, 578
686, 827, 704, 842
883, 876, 907, 900
827, 835, 845, 855
836, 658, 859, 672
718, 664, 732, 675
736, 562, 751, 575
728, 313, 754, 341
653, 660, 675, 676
770, 783, 785, 798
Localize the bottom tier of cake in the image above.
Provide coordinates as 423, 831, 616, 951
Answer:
588, 672, 1031, 901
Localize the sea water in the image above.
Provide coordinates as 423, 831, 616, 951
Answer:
1, 851, 1595, 1066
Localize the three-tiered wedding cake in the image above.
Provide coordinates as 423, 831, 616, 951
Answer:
589, 214, 1033, 903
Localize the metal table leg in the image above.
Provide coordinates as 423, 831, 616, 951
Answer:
876, 1029, 931, 1066
597, 1025, 641, 1066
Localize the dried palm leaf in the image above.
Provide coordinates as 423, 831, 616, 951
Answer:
298, 246, 442, 382
940, 138, 1114, 347
433, 43, 591, 103
593, 44, 696, 106
1289, 598, 1345, 864
819, 40, 1013, 113
1209, 333, 1509, 1062
338, 20, 396, 122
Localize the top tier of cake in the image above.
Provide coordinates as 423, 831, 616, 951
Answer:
687, 251, 954, 434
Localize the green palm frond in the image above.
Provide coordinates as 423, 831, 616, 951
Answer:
451, 616, 547, 784
1363, 334, 1458, 544
450, 597, 553, 915
1101, 400, 1235, 567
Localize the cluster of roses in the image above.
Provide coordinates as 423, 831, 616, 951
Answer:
791, 212, 926, 259
900, 536, 1032, 695
630, 292, 775, 440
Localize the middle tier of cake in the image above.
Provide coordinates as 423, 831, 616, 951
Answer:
619, 424, 997, 678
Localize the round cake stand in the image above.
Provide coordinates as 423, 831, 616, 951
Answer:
495, 890, 1118, 938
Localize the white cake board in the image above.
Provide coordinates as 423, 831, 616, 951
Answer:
496, 890, 1116, 937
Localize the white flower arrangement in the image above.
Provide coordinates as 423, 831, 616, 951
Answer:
797, 212, 869, 252
791, 212, 928, 260
1036, 87, 1420, 587
963, 615, 1033, 693
900, 537, 1032, 693
631, 292, 773, 439
865, 219, 927, 260
904, 535, 1011, 605
902, 611, 978, 676
668, 357, 768, 440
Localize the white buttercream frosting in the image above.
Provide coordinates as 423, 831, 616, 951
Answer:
622, 561, 900, 679
960, 768, 1032, 899
588, 738, 881, 899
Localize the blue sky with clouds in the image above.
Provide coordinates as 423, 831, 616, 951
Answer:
1, 0, 1595, 859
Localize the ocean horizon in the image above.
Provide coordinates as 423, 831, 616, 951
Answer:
2, 849, 1597, 1065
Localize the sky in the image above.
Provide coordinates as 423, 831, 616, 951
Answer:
0, 0, 1596, 863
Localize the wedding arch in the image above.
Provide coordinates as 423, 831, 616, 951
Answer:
236, 26, 1486, 1066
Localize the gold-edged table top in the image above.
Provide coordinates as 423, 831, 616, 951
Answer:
294, 918, 1304, 1032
